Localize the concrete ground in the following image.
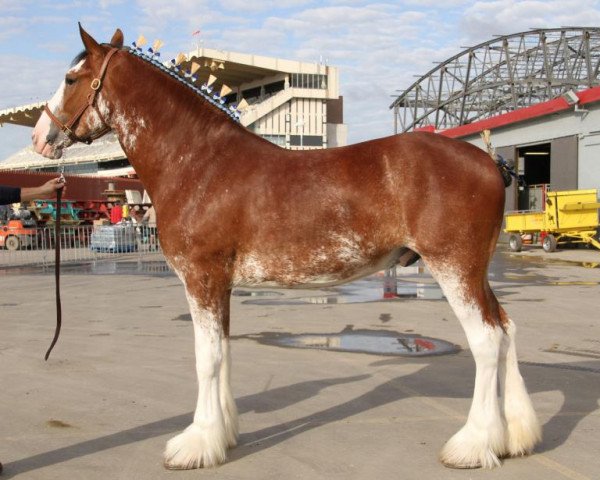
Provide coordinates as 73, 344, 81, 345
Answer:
0, 247, 599, 479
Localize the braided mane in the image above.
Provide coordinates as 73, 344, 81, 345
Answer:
126, 47, 242, 123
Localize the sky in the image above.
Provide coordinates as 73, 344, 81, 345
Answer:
1, 0, 600, 162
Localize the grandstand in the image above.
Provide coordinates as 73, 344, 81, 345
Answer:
0, 47, 346, 176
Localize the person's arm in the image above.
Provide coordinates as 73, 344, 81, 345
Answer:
19, 178, 65, 202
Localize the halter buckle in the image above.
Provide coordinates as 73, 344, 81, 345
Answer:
90, 78, 102, 90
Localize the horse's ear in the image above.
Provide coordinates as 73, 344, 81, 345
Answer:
78, 23, 101, 56
110, 29, 124, 48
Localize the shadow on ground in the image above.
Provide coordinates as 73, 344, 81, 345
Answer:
3, 355, 598, 477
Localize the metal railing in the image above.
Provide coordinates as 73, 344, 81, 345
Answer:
0, 223, 161, 267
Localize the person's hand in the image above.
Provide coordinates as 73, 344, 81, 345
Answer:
38, 177, 66, 197
20, 177, 66, 202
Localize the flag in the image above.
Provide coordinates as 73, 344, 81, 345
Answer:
192, 29, 201, 36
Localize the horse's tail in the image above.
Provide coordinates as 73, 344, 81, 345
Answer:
495, 155, 516, 188
480, 129, 517, 188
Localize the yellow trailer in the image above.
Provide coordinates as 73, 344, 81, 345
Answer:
504, 189, 600, 252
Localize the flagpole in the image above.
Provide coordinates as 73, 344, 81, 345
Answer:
192, 29, 201, 56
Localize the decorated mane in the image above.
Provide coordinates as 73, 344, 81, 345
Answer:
127, 35, 248, 123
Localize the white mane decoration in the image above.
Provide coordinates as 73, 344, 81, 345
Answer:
128, 37, 247, 122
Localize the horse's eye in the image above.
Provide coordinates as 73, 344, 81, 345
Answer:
65, 77, 76, 86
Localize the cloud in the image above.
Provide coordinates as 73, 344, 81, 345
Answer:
404, 0, 470, 5
459, 0, 600, 44
0, 55, 65, 109
205, 3, 460, 143
0, 125, 32, 163
0, 14, 71, 41
3, 0, 600, 159
98, 0, 124, 7
0, 0, 27, 13
219, 0, 315, 13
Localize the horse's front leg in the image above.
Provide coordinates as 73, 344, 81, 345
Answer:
164, 269, 236, 469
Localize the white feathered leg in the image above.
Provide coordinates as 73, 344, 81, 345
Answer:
164, 293, 229, 469
499, 318, 541, 457
220, 337, 239, 447
432, 269, 507, 469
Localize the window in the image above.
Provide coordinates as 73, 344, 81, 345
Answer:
290, 135, 323, 147
290, 74, 327, 89
262, 134, 286, 147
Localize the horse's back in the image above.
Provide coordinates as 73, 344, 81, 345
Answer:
319, 131, 506, 226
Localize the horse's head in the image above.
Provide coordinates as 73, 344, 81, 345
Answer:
32, 25, 124, 158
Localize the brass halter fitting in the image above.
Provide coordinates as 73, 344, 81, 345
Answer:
90, 78, 102, 90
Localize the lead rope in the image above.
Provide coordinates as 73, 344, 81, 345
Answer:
45, 166, 65, 361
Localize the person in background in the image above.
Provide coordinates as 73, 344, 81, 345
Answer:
0, 178, 65, 206
142, 205, 157, 250
110, 200, 123, 224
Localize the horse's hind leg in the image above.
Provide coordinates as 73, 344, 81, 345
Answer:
425, 258, 507, 468
164, 271, 233, 469
499, 307, 541, 457
220, 327, 239, 448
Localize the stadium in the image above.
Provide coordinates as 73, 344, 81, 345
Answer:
0, 47, 346, 176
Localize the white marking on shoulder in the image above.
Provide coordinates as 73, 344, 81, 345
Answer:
111, 109, 147, 151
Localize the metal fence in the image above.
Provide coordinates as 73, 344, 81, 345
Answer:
0, 223, 161, 268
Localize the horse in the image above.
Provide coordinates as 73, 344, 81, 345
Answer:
31, 26, 541, 470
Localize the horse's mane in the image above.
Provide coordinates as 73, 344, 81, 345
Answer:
125, 47, 242, 123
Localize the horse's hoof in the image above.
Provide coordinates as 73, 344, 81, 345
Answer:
163, 423, 228, 470
163, 460, 199, 471
441, 459, 482, 469
505, 407, 542, 458
439, 424, 504, 469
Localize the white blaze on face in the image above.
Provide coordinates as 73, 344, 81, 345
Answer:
32, 59, 85, 156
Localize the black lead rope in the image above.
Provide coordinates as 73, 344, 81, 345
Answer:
45, 186, 63, 361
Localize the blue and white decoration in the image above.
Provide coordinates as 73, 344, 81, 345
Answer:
128, 36, 247, 121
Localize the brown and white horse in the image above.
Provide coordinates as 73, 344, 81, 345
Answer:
32, 26, 541, 470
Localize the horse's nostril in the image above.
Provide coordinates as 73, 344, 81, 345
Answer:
46, 132, 58, 144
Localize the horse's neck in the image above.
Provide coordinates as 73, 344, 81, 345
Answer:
106, 53, 246, 200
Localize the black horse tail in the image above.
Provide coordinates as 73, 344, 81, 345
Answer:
481, 129, 518, 188
495, 154, 516, 188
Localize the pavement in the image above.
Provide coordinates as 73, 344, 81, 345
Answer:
0, 247, 599, 479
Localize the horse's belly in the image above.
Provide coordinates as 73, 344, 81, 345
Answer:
232, 248, 398, 289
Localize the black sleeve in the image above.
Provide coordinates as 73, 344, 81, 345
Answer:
0, 185, 21, 205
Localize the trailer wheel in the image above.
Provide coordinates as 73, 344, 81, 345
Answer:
543, 234, 557, 253
508, 234, 523, 252
5, 235, 20, 251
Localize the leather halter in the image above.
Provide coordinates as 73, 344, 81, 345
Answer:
44, 47, 119, 145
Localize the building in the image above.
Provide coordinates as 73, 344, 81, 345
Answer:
390, 27, 600, 210
0, 47, 346, 176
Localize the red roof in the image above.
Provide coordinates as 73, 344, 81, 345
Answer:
434, 86, 600, 139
